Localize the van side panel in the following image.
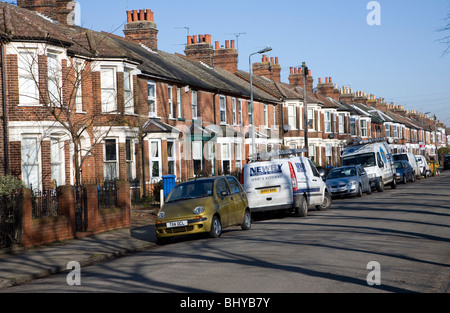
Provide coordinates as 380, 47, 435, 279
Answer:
243, 161, 294, 212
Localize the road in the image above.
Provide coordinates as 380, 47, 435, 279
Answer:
3, 171, 450, 294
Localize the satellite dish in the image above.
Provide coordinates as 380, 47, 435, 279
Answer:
283, 124, 291, 133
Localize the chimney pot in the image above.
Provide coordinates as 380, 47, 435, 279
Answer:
225, 40, 230, 49
215, 41, 220, 50
319, 78, 322, 84
139, 9, 145, 21
275, 57, 279, 64
231, 40, 235, 49
132, 10, 138, 21
127, 11, 132, 23
290, 67, 294, 75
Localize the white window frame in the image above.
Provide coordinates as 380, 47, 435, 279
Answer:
385, 123, 391, 138
126, 138, 136, 180
308, 108, 315, 130
232, 98, 237, 125
264, 104, 269, 128
74, 60, 84, 113
324, 111, 331, 133
288, 104, 297, 130
168, 85, 174, 119
192, 90, 198, 120
101, 67, 117, 113
361, 119, 368, 137
104, 138, 119, 180
148, 80, 157, 117
149, 140, 162, 179
21, 136, 41, 190
238, 99, 243, 125
50, 138, 65, 187
47, 51, 62, 106
234, 142, 242, 171
18, 49, 39, 106
220, 95, 227, 125
192, 140, 203, 174
339, 114, 345, 134
221, 143, 231, 174
124, 67, 134, 115
177, 87, 183, 119
167, 140, 177, 176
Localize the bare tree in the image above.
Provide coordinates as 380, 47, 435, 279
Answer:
438, 11, 450, 56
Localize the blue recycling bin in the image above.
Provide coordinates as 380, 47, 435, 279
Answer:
162, 175, 176, 198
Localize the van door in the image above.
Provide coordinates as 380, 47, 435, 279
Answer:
298, 159, 322, 205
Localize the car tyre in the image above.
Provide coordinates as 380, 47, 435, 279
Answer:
295, 196, 308, 217
411, 173, 415, 182
402, 175, 407, 184
391, 178, 397, 189
316, 192, 332, 211
209, 215, 222, 238
241, 209, 251, 231
376, 178, 384, 192
357, 185, 363, 197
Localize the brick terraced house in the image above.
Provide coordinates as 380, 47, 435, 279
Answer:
0, 1, 447, 191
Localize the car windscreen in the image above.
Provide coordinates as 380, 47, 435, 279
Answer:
166, 179, 214, 202
393, 154, 408, 161
327, 168, 357, 179
394, 162, 403, 170
342, 153, 376, 168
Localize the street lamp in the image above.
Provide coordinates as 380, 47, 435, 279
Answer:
249, 46, 272, 159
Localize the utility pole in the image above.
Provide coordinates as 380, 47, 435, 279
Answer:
302, 62, 309, 158
434, 114, 439, 171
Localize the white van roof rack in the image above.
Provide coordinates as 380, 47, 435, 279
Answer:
249, 149, 307, 161
346, 137, 392, 147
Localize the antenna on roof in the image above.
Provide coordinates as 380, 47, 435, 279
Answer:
175, 26, 191, 44
225, 32, 246, 65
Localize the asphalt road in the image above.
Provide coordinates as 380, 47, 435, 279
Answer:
4, 171, 450, 294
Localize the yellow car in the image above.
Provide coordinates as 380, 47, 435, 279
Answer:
155, 176, 251, 243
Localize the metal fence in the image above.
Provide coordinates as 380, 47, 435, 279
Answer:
129, 178, 162, 208
32, 187, 59, 219
0, 190, 23, 248
98, 180, 118, 210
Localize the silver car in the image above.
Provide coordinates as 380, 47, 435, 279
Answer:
326, 165, 372, 198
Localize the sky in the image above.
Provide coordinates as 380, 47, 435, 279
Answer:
15, 0, 450, 126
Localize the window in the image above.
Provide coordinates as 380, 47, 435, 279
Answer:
350, 118, 357, 136
177, 87, 183, 119
101, 67, 117, 113
222, 143, 231, 175
361, 120, 368, 137
307, 108, 315, 130
21, 137, 40, 190
167, 140, 176, 176
150, 140, 162, 179
248, 102, 253, 125
220, 95, 227, 124
325, 144, 332, 166
126, 139, 135, 180
339, 114, 345, 134
104, 139, 118, 180
74, 61, 83, 112
192, 90, 198, 120
288, 104, 296, 129
168, 86, 173, 119
216, 178, 231, 197
192, 141, 202, 175
238, 99, 243, 124
18, 50, 39, 105
148, 81, 157, 117
124, 68, 134, 114
235, 143, 242, 171
264, 104, 268, 128
232, 98, 237, 125
48, 53, 61, 106
324, 111, 331, 133
309, 144, 315, 162
393, 125, 398, 138
227, 176, 243, 194
51, 139, 65, 187
385, 124, 391, 137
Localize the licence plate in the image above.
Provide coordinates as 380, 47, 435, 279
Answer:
260, 188, 278, 194
166, 220, 188, 228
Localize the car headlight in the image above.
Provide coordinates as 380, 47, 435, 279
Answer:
157, 211, 166, 219
347, 181, 357, 187
193, 206, 205, 215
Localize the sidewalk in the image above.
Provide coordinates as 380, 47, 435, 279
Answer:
0, 224, 158, 289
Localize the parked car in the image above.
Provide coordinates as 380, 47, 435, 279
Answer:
155, 176, 251, 243
325, 165, 371, 198
394, 160, 415, 184
393, 153, 421, 180
415, 155, 431, 178
444, 155, 450, 170
241, 155, 332, 218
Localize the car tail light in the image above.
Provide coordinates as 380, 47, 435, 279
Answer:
288, 162, 298, 192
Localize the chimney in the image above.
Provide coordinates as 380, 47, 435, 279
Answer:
184, 34, 214, 67
17, 0, 79, 25
213, 40, 238, 73
252, 55, 281, 82
317, 77, 334, 99
289, 67, 313, 92
354, 90, 368, 105
339, 86, 354, 104
123, 9, 159, 51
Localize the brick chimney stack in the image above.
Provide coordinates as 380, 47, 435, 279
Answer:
17, 0, 78, 25
123, 9, 159, 51
184, 34, 214, 67
252, 55, 281, 83
339, 86, 354, 104
214, 40, 238, 73
288, 67, 314, 92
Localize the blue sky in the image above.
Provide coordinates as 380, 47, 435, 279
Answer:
26, 0, 450, 125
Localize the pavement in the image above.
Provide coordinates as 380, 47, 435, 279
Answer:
0, 224, 158, 289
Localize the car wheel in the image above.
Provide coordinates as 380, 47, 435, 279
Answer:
295, 196, 308, 217
411, 174, 415, 182
376, 178, 384, 192
209, 215, 222, 238
241, 209, 251, 231
357, 185, 363, 197
402, 175, 407, 184
316, 192, 332, 211
366, 185, 372, 195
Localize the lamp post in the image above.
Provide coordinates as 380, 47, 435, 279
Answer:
249, 46, 272, 159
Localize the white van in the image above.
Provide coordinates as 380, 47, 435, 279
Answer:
341, 139, 397, 192
393, 153, 421, 179
241, 156, 331, 217
415, 155, 431, 178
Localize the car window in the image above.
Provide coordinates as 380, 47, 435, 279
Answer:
308, 159, 320, 177
227, 177, 243, 194
216, 178, 231, 197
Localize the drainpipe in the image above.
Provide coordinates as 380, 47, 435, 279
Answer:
1, 40, 9, 175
